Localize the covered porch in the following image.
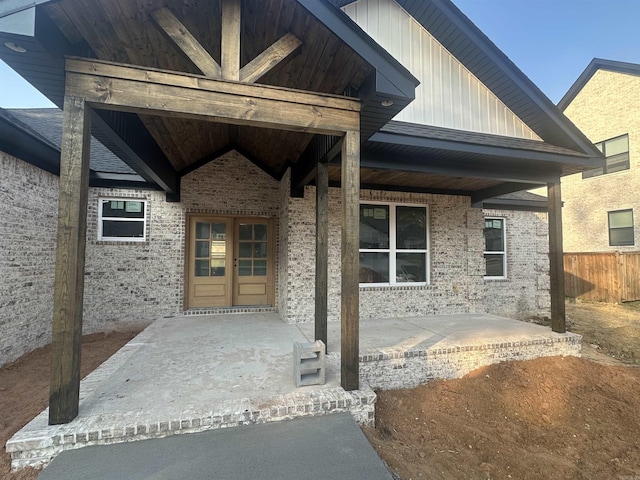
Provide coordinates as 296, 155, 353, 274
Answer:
7, 312, 581, 470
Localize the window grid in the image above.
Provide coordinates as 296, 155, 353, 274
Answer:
583, 134, 630, 179
359, 202, 429, 286
98, 198, 148, 242
608, 209, 634, 247
484, 217, 507, 279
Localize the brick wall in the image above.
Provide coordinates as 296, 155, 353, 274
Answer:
0, 152, 58, 365
562, 69, 640, 252
1, 151, 281, 365
482, 209, 550, 319
282, 187, 489, 323
2, 148, 549, 365
83, 150, 281, 331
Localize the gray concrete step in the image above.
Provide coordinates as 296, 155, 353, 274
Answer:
37, 413, 393, 480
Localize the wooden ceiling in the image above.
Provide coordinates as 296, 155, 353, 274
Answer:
42, 0, 372, 173
329, 166, 502, 193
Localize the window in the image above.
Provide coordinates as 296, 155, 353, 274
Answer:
583, 134, 629, 179
484, 218, 506, 278
359, 203, 429, 285
608, 209, 634, 246
98, 198, 147, 241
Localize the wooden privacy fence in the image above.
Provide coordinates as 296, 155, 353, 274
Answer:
564, 252, 640, 303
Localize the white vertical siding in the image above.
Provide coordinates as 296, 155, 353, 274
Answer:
342, 0, 541, 140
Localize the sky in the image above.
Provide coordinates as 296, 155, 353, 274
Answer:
1, 0, 639, 108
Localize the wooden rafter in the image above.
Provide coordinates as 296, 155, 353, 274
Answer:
240, 33, 302, 83
65, 58, 360, 135
150, 7, 221, 78
150, 2, 301, 85
221, 0, 241, 80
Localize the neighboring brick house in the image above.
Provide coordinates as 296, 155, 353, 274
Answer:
558, 59, 640, 253
0, 0, 600, 384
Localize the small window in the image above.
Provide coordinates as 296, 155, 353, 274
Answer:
583, 134, 629, 179
359, 203, 429, 285
484, 218, 506, 278
98, 199, 147, 242
608, 209, 634, 246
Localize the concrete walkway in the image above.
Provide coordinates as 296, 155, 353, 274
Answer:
8, 313, 581, 471
37, 414, 392, 480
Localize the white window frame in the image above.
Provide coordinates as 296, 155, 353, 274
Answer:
359, 201, 430, 287
98, 198, 148, 242
484, 217, 507, 280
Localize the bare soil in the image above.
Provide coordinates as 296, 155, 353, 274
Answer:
366, 302, 640, 480
0, 331, 140, 480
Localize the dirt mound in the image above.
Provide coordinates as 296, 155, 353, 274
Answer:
366, 356, 640, 479
0, 331, 140, 480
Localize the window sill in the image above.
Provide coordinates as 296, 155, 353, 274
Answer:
484, 276, 508, 281
360, 282, 429, 290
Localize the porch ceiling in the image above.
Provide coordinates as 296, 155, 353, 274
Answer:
1, 0, 399, 182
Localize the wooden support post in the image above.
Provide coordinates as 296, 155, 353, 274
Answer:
315, 160, 329, 351
341, 130, 360, 390
548, 181, 566, 333
221, 0, 241, 81
49, 96, 92, 424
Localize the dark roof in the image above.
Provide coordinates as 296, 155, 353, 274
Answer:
380, 122, 590, 158
558, 58, 640, 111
331, 0, 601, 160
0, 108, 155, 188
6, 109, 136, 174
482, 190, 548, 212
365, 121, 597, 179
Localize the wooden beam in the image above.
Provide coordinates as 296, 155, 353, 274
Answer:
240, 33, 302, 84
49, 96, 91, 425
150, 7, 221, 78
341, 129, 360, 391
315, 160, 329, 351
548, 181, 566, 333
65, 58, 360, 135
221, 0, 241, 81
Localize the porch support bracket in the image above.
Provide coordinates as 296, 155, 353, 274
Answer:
49, 96, 91, 425
547, 180, 566, 333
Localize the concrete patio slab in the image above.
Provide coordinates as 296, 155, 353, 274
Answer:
8, 313, 581, 471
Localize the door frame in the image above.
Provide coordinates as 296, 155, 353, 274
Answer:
184, 213, 276, 310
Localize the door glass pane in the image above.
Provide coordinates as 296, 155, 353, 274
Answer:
239, 242, 252, 258
359, 252, 389, 283
254, 223, 267, 241
195, 240, 210, 258
485, 254, 505, 277
211, 222, 226, 239
396, 206, 426, 249
239, 224, 252, 241
254, 242, 267, 259
196, 222, 210, 240
396, 253, 426, 283
195, 259, 210, 277
211, 259, 225, 276
253, 260, 267, 276
360, 205, 389, 249
239, 259, 252, 276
